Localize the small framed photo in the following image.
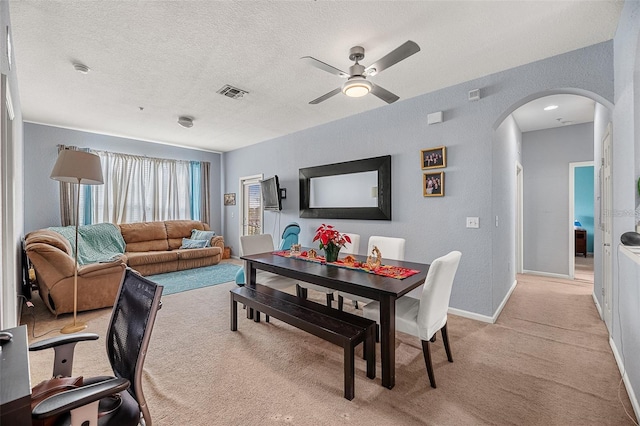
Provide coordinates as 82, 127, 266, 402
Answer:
224, 193, 236, 206
423, 172, 444, 197
421, 146, 446, 169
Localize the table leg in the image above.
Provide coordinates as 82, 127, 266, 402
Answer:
379, 295, 396, 389
247, 263, 257, 320
230, 297, 237, 331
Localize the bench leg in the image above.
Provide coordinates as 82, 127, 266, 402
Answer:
326, 293, 334, 307
230, 297, 238, 331
344, 343, 355, 400
254, 311, 261, 322
366, 328, 376, 379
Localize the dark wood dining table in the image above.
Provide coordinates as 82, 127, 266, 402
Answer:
241, 250, 429, 389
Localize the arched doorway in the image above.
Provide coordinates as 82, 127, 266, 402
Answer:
493, 89, 613, 326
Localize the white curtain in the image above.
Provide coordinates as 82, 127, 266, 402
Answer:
86, 151, 193, 224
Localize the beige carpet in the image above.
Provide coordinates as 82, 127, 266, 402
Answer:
23, 268, 636, 425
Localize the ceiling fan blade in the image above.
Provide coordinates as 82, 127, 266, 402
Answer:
365, 40, 420, 75
370, 84, 400, 104
301, 56, 349, 78
309, 87, 342, 104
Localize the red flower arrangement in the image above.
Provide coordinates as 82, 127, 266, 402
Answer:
313, 224, 351, 251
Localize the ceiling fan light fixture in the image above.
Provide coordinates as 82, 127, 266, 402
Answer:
342, 77, 372, 98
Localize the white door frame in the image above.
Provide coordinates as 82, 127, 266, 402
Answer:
516, 161, 523, 274
569, 161, 594, 280
238, 174, 263, 244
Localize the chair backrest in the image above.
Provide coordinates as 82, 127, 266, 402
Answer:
279, 223, 300, 250
416, 251, 462, 340
367, 236, 406, 261
240, 234, 275, 256
106, 268, 163, 425
341, 233, 360, 255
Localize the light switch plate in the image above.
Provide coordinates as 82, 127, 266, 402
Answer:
466, 217, 479, 228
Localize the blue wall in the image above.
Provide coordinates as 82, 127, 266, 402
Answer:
223, 41, 614, 318
575, 165, 594, 253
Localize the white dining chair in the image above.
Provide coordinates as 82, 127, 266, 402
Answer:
239, 234, 297, 291
297, 233, 361, 307
362, 250, 462, 388
337, 235, 405, 310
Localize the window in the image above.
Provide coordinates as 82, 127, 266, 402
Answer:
78, 150, 209, 224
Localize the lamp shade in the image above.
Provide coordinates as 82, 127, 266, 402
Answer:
50, 150, 104, 185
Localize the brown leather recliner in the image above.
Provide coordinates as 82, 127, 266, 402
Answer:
24, 230, 126, 315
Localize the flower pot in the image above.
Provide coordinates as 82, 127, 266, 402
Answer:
324, 243, 341, 263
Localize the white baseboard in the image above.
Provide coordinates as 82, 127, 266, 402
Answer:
592, 292, 603, 319
449, 279, 517, 324
448, 307, 493, 323
522, 269, 571, 280
609, 337, 640, 421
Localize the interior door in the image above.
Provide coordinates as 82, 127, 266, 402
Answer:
239, 175, 263, 238
601, 123, 612, 333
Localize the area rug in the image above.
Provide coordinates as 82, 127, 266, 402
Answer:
146, 263, 241, 295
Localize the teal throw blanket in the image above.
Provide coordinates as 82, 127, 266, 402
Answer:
49, 223, 126, 265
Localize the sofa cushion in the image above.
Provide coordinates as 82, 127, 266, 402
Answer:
165, 220, 206, 250
176, 246, 221, 260
180, 238, 209, 249
125, 250, 178, 267
119, 222, 169, 252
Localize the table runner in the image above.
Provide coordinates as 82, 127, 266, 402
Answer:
272, 250, 420, 280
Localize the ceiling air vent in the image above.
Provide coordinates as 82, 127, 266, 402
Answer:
217, 84, 248, 100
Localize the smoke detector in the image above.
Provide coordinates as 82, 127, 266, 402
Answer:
177, 116, 194, 128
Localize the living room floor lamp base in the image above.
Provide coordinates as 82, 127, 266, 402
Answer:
50, 149, 104, 334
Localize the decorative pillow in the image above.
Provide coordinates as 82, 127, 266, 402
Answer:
180, 238, 210, 249
190, 229, 216, 242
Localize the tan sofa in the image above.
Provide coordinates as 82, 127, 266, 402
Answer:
25, 220, 224, 315
119, 220, 224, 275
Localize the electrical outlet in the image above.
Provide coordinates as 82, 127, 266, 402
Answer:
466, 217, 479, 228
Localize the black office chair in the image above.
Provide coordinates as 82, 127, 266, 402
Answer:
30, 268, 163, 426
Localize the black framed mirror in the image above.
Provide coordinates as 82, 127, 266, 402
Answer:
299, 155, 391, 220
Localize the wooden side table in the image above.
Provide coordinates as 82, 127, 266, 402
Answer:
575, 229, 587, 257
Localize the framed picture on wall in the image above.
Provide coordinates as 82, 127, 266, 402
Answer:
423, 172, 444, 197
421, 146, 446, 169
224, 193, 236, 206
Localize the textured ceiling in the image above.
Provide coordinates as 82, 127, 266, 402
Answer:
8, 1, 623, 153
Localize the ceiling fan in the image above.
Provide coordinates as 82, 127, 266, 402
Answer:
302, 40, 420, 105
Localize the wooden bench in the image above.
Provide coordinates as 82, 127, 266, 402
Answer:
230, 283, 376, 400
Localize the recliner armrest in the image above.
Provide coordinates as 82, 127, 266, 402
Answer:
32, 378, 130, 420
211, 235, 224, 250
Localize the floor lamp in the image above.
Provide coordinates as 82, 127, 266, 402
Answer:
50, 150, 104, 334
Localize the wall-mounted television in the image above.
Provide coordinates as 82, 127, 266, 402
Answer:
261, 175, 282, 211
